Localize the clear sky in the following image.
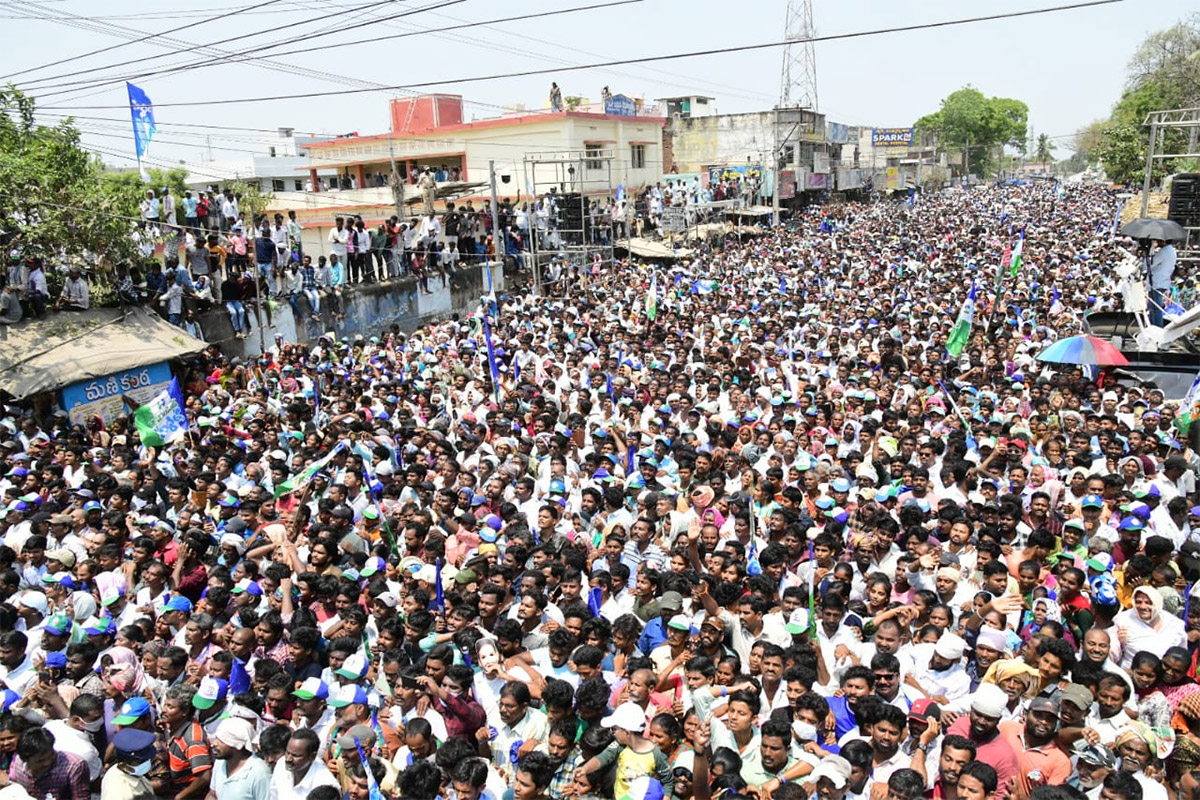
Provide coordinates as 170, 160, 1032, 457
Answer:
2, 0, 1192, 171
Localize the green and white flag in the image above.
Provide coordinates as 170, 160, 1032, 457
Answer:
1008, 229, 1024, 279
1176, 371, 1200, 436
646, 271, 658, 321
132, 378, 187, 447
274, 441, 346, 498
945, 281, 977, 358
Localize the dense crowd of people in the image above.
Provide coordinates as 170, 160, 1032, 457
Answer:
1, 181, 1199, 800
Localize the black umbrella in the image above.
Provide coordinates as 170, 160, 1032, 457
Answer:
1120, 217, 1188, 241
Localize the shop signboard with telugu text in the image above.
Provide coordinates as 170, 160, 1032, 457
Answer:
61, 362, 174, 428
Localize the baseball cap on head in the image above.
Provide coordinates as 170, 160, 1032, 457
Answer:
42, 614, 72, 637
292, 677, 329, 701
602, 702, 647, 732
192, 677, 229, 710
335, 652, 370, 680
327, 684, 372, 708
113, 697, 152, 725
158, 595, 194, 614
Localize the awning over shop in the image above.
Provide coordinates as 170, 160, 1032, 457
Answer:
619, 238, 695, 260
0, 306, 207, 399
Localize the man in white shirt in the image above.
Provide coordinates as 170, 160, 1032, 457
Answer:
328, 218, 350, 262
1085, 673, 1134, 746
56, 267, 89, 311
0, 630, 36, 695
270, 727, 338, 800
44, 694, 104, 782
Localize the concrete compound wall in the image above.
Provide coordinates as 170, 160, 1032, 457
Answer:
192, 262, 503, 358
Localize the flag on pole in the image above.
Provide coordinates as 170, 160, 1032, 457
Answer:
615, 184, 625, 203
131, 378, 188, 447
126, 82, 157, 182
353, 739, 386, 800
274, 441, 346, 498
1008, 229, 1025, 279
945, 281, 977, 358
434, 558, 445, 612
1111, 199, 1125, 236
1175, 371, 1200, 436
482, 313, 501, 402
807, 538, 817, 642
646, 272, 658, 321
1049, 286, 1063, 315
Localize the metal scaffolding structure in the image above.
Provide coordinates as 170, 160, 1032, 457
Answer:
1139, 107, 1200, 262
522, 149, 616, 294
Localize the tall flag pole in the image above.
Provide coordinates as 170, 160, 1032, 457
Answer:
126, 82, 157, 182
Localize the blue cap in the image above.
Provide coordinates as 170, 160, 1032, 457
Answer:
84, 615, 116, 636
113, 697, 152, 725
831, 478, 852, 493
159, 595, 194, 614
44, 652, 66, 669
1081, 494, 1104, 509
83, 501, 102, 512
1118, 516, 1144, 531
112, 727, 157, 761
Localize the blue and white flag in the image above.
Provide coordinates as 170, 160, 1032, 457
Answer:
615, 184, 625, 203
126, 82, 156, 182
1049, 286, 1063, 316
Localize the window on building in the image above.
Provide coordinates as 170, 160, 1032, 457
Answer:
585, 143, 604, 171
630, 144, 646, 170
294, 179, 303, 191
272, 179, 286, 192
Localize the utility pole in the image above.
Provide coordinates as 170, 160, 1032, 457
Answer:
489, 159, 504, 295
1140, 121, 1158, 218
772, 106, 781, 227
387, 136, 404, 222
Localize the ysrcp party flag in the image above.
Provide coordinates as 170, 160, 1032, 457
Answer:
945, 281, 977, 358
274, 441, 346, 498
131, 378, 187, 447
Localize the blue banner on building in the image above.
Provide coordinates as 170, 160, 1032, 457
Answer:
604, 94, 637, 117
872, 127, 913, 148
62, 362, 174, 427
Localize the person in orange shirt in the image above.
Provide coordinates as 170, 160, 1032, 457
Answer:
997, 696, 1072, 798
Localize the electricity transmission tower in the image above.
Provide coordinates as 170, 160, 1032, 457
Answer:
780, 0, 818, 110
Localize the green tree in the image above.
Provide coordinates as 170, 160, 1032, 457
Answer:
1091, 15, 1200, 185
1095, 123, 1161, 185
0, 85, 137, 268
99, 167, 189, 222
913, 86, 1028, 177
227, 179, 274, 231
1034, 134, 1056, 171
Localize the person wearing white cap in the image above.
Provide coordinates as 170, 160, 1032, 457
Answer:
907, 633, 970, 703
807, 754, 852, 800
210, 718, 271, 800
943, 684, 1020, 800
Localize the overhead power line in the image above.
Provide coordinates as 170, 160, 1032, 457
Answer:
41, 0, 1125, 111
14, 0, 423, 90
0, 0, 291, 82
29, 0, 640, 97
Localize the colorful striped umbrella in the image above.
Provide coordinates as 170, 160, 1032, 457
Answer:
1036, 335, 1129, 366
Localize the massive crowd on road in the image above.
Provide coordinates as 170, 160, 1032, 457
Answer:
1, 181, 1199, 800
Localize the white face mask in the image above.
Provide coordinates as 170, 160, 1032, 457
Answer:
81, 717, 105, 733
793, 720, 818, 742
130, 760, 153, 777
